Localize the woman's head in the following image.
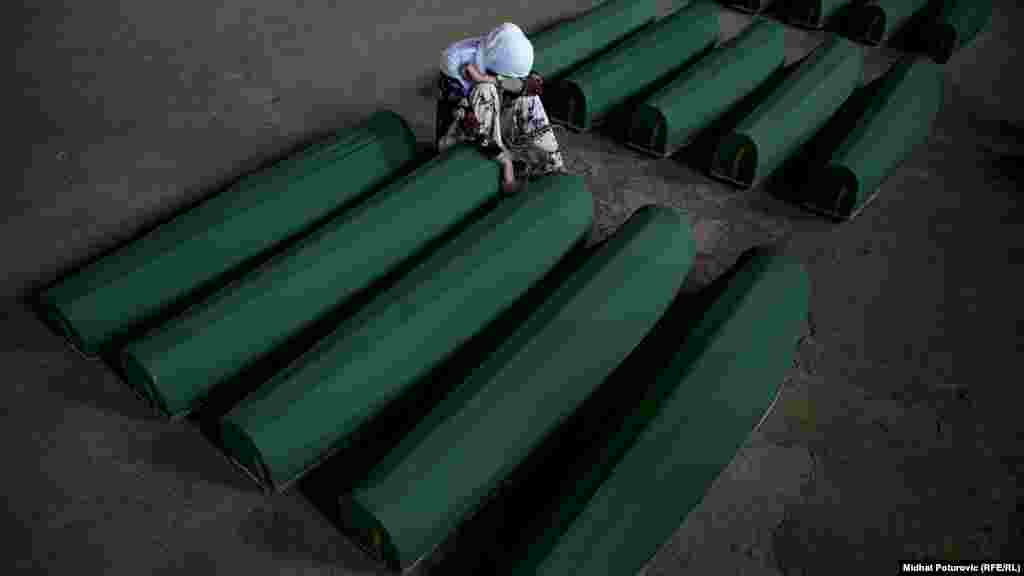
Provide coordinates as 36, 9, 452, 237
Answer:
476, 23, 534, 79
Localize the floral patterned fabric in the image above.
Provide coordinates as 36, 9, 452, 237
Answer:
438, 76, 565, 179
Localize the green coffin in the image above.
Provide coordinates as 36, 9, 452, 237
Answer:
218, 174, 594, 492
337, 205, 695, 571
710, 35, 864, 189
923, 0, 993, 64
626, 19, 786, 157
510, 246, 810, 576
548, 1, 720, 132
37, 110, 418, 356
843, 0, 931, 46
784, 0, 855, 29
721, 0, 778, 14
529, 0, 659, 81
799, 57, 943, 220
120, 145, 500, 419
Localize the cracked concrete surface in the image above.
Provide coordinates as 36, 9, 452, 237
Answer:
9, 0, 1024, 573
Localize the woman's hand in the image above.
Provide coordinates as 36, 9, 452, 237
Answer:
463, 63, 495, 84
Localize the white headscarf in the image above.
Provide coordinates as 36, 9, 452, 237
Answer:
475, 23, 534, 78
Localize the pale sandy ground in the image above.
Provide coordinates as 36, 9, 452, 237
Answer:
7, 0, 1023, 574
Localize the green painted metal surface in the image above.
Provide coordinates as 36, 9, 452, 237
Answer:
626, 19, 786, 157
218, 174, 594, 492
800, 57, 944, 219
529, 0, 659, 81
923, 0, 993, 63
784, 0, 855, 29
338, 205, 695, 571
549, 1, 720, 131
710, 35, 864, 189
120, 145, 501, 419
722, 0, 777, 14
37, 110, 418, 356
510, 246, 810, 576
844, 0, 931, 46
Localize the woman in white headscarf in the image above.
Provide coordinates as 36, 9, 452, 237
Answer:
437, 23, 566, 194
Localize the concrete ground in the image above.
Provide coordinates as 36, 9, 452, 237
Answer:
9, 0, 1023, 574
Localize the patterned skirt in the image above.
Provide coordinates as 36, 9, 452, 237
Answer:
437, 74, 565, 179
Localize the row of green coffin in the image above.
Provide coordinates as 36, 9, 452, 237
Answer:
333, 201, 696, 570
508, 246, 809, 576
709, 34, 865, 190
546, 1, 721, 132
626, 18, 788, 158
785, 55, 944, 219
627, 23, 942, 219
218, 173, 604, 492
122, 144, 502, 418
625, 17, 906, 165
36, 72, 810, 575
843, 0, 991, 61
336, 243, 809, 573
722, 0, 991, 61
38, 110, 420, 356
828, 0, 991, 62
